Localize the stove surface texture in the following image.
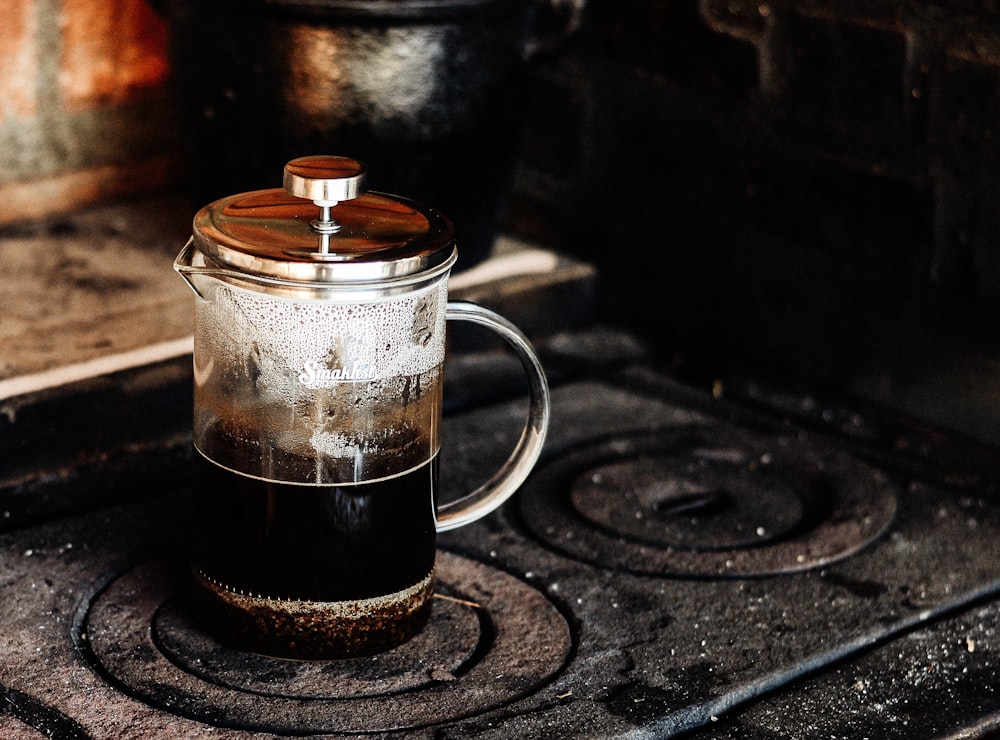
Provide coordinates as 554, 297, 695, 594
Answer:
2, 364, 1000, 738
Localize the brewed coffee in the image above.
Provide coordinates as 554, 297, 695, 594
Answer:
188, 443, 439, 659
190, 451, 438, 602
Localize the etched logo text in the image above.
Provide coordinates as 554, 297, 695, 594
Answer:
299, 360, 376, 385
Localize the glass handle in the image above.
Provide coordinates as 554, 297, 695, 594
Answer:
436, 302, 551, 532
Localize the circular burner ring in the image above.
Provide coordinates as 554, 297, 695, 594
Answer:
78, 551, 572, 734
518, 427, 899, 577
153, 588, 484, 700
569, 448, 809, 550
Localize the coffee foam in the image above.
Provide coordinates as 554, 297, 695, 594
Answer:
194, 280, 447, 481
200, 280, 448, 396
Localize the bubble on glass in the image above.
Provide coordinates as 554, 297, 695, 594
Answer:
193, 280, 447, 484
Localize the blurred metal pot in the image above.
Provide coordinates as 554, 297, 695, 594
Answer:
165, 0, 583, 269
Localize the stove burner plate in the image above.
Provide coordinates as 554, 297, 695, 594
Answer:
518, 428, 898, 576
77, 550, 572, 734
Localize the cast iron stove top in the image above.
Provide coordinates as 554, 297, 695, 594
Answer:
3, 339, 1000, 738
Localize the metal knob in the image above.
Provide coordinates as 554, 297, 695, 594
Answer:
283, 156, 368, 237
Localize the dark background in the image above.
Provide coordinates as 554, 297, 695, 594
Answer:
507, 0, 1000, 444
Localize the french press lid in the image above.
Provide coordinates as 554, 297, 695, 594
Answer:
190, 155, 457, 284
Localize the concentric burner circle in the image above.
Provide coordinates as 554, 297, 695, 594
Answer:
518, 427, 899, 577
78, 551, 571, 734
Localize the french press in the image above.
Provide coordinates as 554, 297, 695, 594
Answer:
174, 156, 550, 659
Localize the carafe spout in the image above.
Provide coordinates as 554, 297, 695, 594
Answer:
173, 238, 209, 299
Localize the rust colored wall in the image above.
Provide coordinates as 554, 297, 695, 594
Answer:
0, 0, 180, 225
